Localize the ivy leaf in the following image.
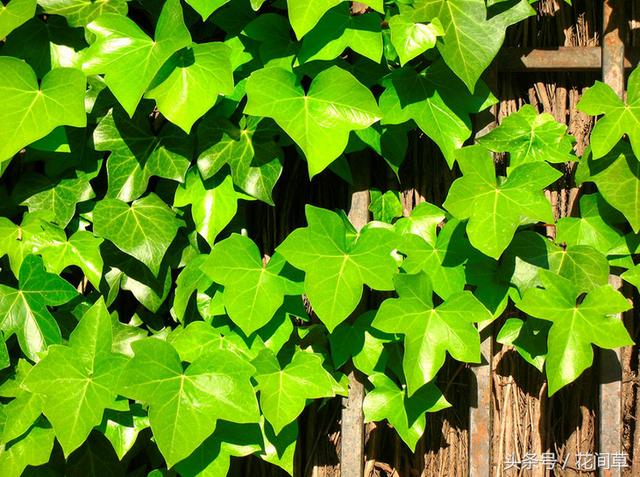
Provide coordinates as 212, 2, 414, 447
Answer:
329, 311, 394, 376
577, 143, 640, 232
197, 117, 283, 204
146, 43, 234, 133
415, 0, 534, 90
118, 338, 260, 466
501, 231, 610, 295
253, 348, 341, 434
0, 57, 86, 163
516, 270, 632, 395
363, 373, 450, 450
185, 0, 229, 21
372, 272, 490, 395
0, 254, 78, 361
174, 170, 241, 247
379, 61, 495, 166
38, 230, 104, 289
245, 66, 381, 177
171, 255, 214, 323
297, 4, 382, 64
0, 361, 45, 443
24, 298, 128, 456
556, 193, 624, 254
18, 169, 96, 227
477, 104, 576, 168
258, 419, 297, 474
93, 194, 182, 276
0, 0, 36, 38
203, 235, 290, 336
174, 421, 262, 477
37, 0, 127, 27
577, 67, 640, 159
0, 421, 55, 477
80, 0, 191, 116
99, 402, 149, 460
496, 317, 548, 371
277, 205, 398, 331
286, 0, 383, 39
388, 11, 442, 65
94, 107, 193, 202
369, 189, 403, 223
0, 213, 55, 277
443, 146, 561, 258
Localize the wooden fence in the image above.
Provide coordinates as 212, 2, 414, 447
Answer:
235, 1, 640, 476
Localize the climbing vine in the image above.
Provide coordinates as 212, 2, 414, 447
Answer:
0, 0, 637, 475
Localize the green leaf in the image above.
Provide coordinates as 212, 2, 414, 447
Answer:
0, 362, 45, 443
501, 231, 610, 295
0, 0, 36, 38
38, 230, 104, 289
99, 402, 149, 460
577, 143, 640, 232
253, 348, 340, 434
258, 419, 297, 474
146, 43, 234, 133
363, 373, 450, 450
197, 117, 283, 204
171, 255, 215, 323
174, 169, 240, 247
372, 272, 490, 395
18, 169, 96, 228
80, 0, 191, 116
0, 57, 86, 163
277, 205, 398, 331
577, 67, 640, 159
379, 61, 495, 166
245, 66, 381, 177
94, 106, 193, 202
496, 317, 548, 371
477, 104, 576, 168
297, 4, 382, 64
369, 189, 403, 223
517, 270, 632, 395
0, 421, 55, 477
185, 0, 229, 21
388, 11, 442, 65
174, 421, 262, 477
203, 234, 290, 336
415, 0, 534, 90
93, 194, 182, 276
118, 338, 260, 466
37, 0, 127, 27
443, 146, 561, 258
286, 0, 342, 39
0, 254, 78, 361
329, 311, 394, 375
24, 298, 128, 456
556, 193, 624, 254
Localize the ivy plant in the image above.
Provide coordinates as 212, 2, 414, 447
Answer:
0, 0, 636, 475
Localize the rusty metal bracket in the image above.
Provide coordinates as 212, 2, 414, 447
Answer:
497, 46, 639, 72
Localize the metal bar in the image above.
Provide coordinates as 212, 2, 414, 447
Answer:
599, 3, 625, 476
497, 46, 639, 71
340, 156, 369, 477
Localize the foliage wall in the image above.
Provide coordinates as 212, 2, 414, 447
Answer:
0, 0, 638, 475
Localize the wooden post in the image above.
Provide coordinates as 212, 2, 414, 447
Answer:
340, 157, 370, 477
599, 2, 625, 476
469, 65, 498, 477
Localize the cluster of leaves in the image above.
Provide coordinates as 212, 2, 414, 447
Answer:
0, 0, 637, 475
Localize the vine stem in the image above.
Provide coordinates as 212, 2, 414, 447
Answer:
340, 155, 370, 477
